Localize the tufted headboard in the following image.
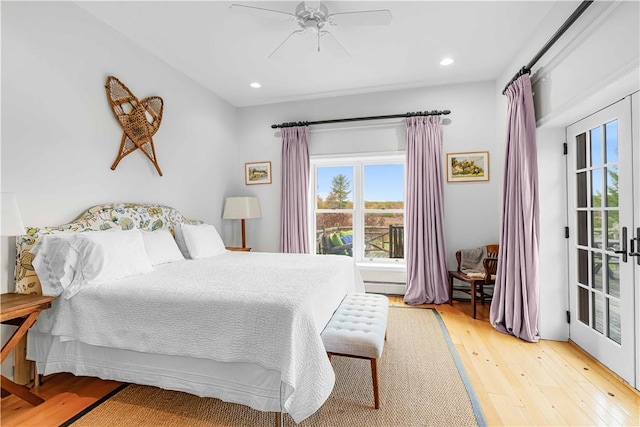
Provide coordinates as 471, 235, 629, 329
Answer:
15, 202, 202, 295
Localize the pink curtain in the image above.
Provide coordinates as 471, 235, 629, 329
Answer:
404, 116, 449, 305
280, 126, 310, 253
490, 74, 540, 342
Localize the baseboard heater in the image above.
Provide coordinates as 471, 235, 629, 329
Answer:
363, 281, 406, 295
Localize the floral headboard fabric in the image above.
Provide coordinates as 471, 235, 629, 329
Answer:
15, 203, 201, 295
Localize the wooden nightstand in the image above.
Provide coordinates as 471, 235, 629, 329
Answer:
1, 293, 55, 406
226, 247, 251, 252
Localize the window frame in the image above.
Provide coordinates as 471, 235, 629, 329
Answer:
309, 152, 406, 266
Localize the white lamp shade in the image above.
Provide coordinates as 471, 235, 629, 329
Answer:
222, 197, 262, 220
1, 192, 26, 236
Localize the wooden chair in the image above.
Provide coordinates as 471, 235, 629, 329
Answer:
448, 244, 499, 319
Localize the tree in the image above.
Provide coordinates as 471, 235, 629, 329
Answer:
327, 174, 352, 209
607, 168, 619, 208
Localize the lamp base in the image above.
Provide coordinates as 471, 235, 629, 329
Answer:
241, 218, 246, 249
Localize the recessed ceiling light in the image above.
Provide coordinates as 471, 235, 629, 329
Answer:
440, 58, 454, 66
250, 82, 262, 89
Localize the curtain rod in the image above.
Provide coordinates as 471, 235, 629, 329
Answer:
271, 110, 451, 129
502, 0, 593, 95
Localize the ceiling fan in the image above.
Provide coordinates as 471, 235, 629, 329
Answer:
229, 1, 392, 59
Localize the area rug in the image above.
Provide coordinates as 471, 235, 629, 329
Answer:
64, 307, 486, 427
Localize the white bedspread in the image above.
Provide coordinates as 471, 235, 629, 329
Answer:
34, 252, 363, 422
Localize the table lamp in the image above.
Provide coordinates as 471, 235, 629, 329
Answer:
222, 197, 261, 249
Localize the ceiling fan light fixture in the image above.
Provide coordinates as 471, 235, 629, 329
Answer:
303, 19, 320, 34
250, 82, 262, 88
440, 57, 455, 66
231, 1, 392, 58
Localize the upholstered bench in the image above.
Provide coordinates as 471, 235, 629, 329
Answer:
321, 293, 389, 409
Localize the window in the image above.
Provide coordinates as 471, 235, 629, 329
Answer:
311, 154, 405, 265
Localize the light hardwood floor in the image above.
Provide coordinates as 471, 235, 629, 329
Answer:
2, 298, 639, 426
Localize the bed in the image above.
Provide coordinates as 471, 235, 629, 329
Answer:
15, 203, 364, 424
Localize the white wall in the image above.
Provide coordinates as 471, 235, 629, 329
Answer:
532, 2, 640, 127
1, 1, 238, 275
236, 81, 502, 286
495, 0, 640, 340
1, 2, 238, 376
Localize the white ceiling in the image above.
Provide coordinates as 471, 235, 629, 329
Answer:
78, 1, 562, 107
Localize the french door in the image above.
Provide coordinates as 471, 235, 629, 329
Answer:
566, 96, 637, 388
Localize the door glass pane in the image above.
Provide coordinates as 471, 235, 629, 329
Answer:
364, 164, 404, 209
315, 213, 353, 256
592, 292, 604, 334
590, 126, 602, 166
576, 133, 587, 169
577, 211, 588, 246
577, 249, 588, 285
364, 214, 404, 259
606, 166, 618, 207
606, 211, 620, 251
577, 172, 587, 208
592, 252, 603, 291
578, 286, 589, 325
607, 298, 621, 345
606, 254, 620, 298
591, 169, 602, 207
591, 211, 602, 248
604, 120, 618, 163
316, 166, 353, 209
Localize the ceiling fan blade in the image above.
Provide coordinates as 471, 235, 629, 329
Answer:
229, 4, 297, 21
268, 29, 304, 59
328, 10, 392, 26
319, 30, 352, 60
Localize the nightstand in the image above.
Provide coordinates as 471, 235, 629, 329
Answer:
226, 247, 251, 252
1, 293, 55, 405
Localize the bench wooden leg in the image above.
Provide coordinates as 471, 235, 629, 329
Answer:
448, 273, 454, 305
471, 282, 477, 319
371, 358, 380, 409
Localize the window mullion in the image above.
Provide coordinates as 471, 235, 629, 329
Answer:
354, 161, 363, 262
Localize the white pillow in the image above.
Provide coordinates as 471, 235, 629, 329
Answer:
141, 229, 184, 265
64, 229, 153, 299
181, 223, 227, 259
31, 234, 76, 297
173, 225, 191, 259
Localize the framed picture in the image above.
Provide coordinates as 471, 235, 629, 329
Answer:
245, 161, 272, 185
446, 151, 489, 182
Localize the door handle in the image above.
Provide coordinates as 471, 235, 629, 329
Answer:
613, 227, 628, 263
629, 227, 640, 265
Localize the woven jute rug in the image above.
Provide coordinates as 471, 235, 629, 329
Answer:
65, 307, 486, 427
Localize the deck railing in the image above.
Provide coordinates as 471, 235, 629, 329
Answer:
316, 225, 404, 258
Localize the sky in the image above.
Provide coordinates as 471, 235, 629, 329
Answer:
316, 164, 404, 202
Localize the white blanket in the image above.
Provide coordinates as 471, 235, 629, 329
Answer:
34, 252, 363, 422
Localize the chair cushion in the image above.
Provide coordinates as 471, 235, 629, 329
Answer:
330, 233, 343, 247
321, 293, 389, 359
